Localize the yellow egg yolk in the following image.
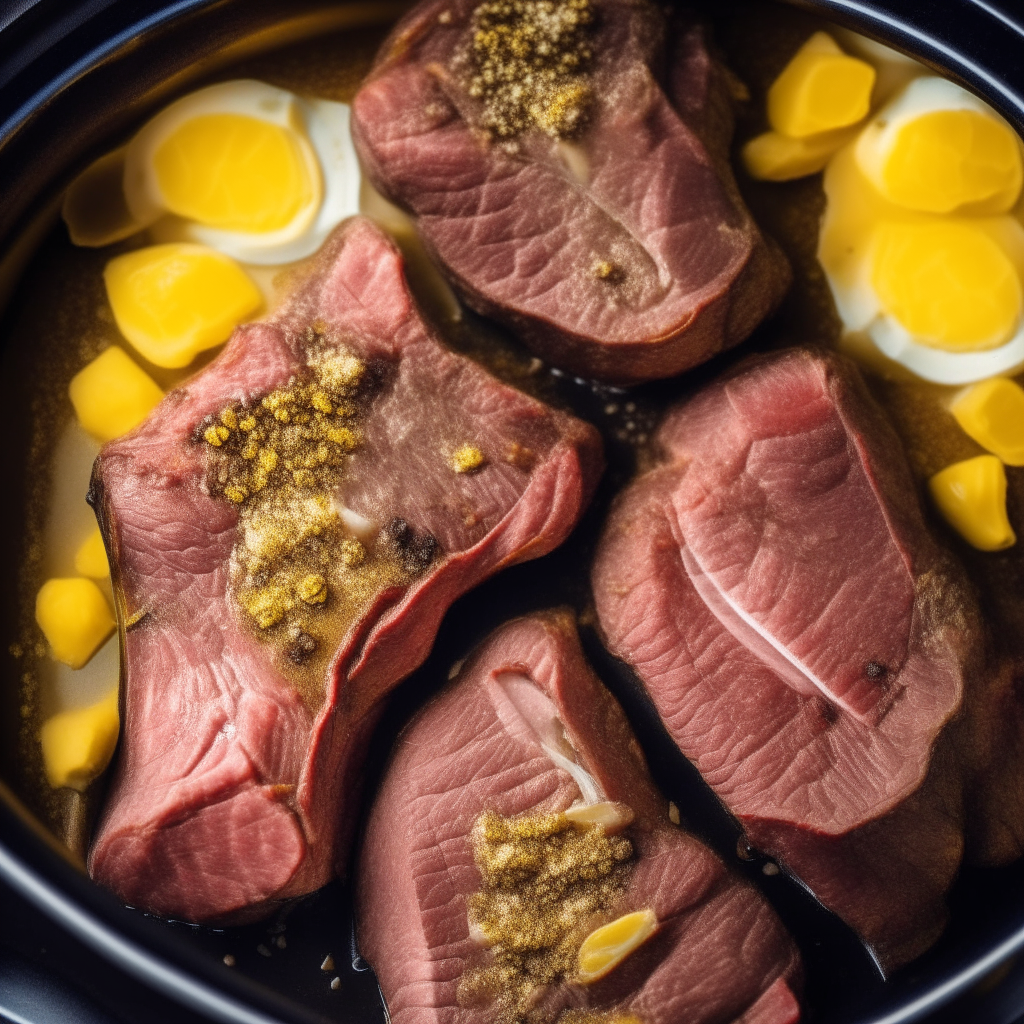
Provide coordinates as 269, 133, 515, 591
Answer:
870, 220, 1022, 351
104, 243, 262, 368
869, 108, 1022, 215
152, 113, 317, 233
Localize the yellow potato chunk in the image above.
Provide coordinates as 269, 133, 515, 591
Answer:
951, 378, 1024, 466
75, 527, 110, 578
153, 114, 317, 233
577, 909, 658, 985
743, 126, 857, 181
40, 688, 119, 791
929, 455, 1016, 551
870, 221, 1022, 351
875, 109, 1022, 215
768, 32, 876, 138
69, 347, 164, 443
104, 243, 263, 368
62, 147, 142, 247
36, 578, 116, 669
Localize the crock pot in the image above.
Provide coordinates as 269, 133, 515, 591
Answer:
2, 1, 1024, 1022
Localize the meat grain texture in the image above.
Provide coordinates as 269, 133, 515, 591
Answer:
352, 0, 790, 384
87, 217, 603, 923
593, 348, 1024, 971
358, 611, 802, 1023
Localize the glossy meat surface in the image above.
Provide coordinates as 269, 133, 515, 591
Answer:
87, 218, 603, 923
352, 0, 790, 384
358, 611, 802, 1023
593, 349, 1020, 969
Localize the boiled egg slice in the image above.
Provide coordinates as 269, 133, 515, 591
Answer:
832, 29, 927, 107
124, 80, 360, 265
855, 76, 1023, 216
819, 143, 1024, 384
62, 147, 141, 247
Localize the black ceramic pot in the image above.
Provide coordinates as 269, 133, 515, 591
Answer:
2, 2, 1024, 1022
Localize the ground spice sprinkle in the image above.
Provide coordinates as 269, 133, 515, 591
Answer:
464, 0, 595, 139
459, 807, 633, 1023
201, 329, 379, 659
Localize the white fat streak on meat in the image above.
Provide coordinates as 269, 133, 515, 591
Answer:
555, 140, 590, 186
680, 542, 829, 705
488, 673, 603, 806
332, 500, 378, 544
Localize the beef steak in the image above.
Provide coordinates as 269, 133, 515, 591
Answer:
87, 217, 603, 923
351, 0, 790, 385
592, 348, 1020, 970
358, 611, 802, 1023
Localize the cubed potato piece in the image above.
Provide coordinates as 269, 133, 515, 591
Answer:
36, 577, 116, 669
74, 527, 110, 578
951, 378, 1024, 466
742, 126, 857, 180
61, 147, 142, 248
104, 243, 262, 368
69, 347, 163, 443
768, 32, 876, 138
929, 455, 1016, 551
40, 688, 119, 791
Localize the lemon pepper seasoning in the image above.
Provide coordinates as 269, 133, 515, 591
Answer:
459, 808, 633, 1023
202, 336, 378, 659
451, 444, 486, 473
463, 0, 595, 140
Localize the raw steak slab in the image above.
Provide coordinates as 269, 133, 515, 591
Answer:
358, 611, 802, 1024
593, 348, 1019, 970
352, 0, 790, 384
87, 217, 603, 923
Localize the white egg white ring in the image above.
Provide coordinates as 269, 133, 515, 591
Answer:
151, 97, 362, 265
868, 314, 1024, 384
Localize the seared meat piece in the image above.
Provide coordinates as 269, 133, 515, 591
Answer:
87, 217, 603, 923
357, 611, 802, 1024
592, 348, 1020, 971
351, 0, 790, 385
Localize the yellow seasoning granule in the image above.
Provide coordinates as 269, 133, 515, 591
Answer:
464, 0, 595, 140
459, 808, 633, 1024
559, 1013, 644, 1024
451, 444, 486, 474
340, 538, 366, 567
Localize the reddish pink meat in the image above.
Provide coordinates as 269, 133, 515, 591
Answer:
87, 218, 603, 923
357, 611, 802, 1024
593, 348, 1019, 970
351, 0, 789, 384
